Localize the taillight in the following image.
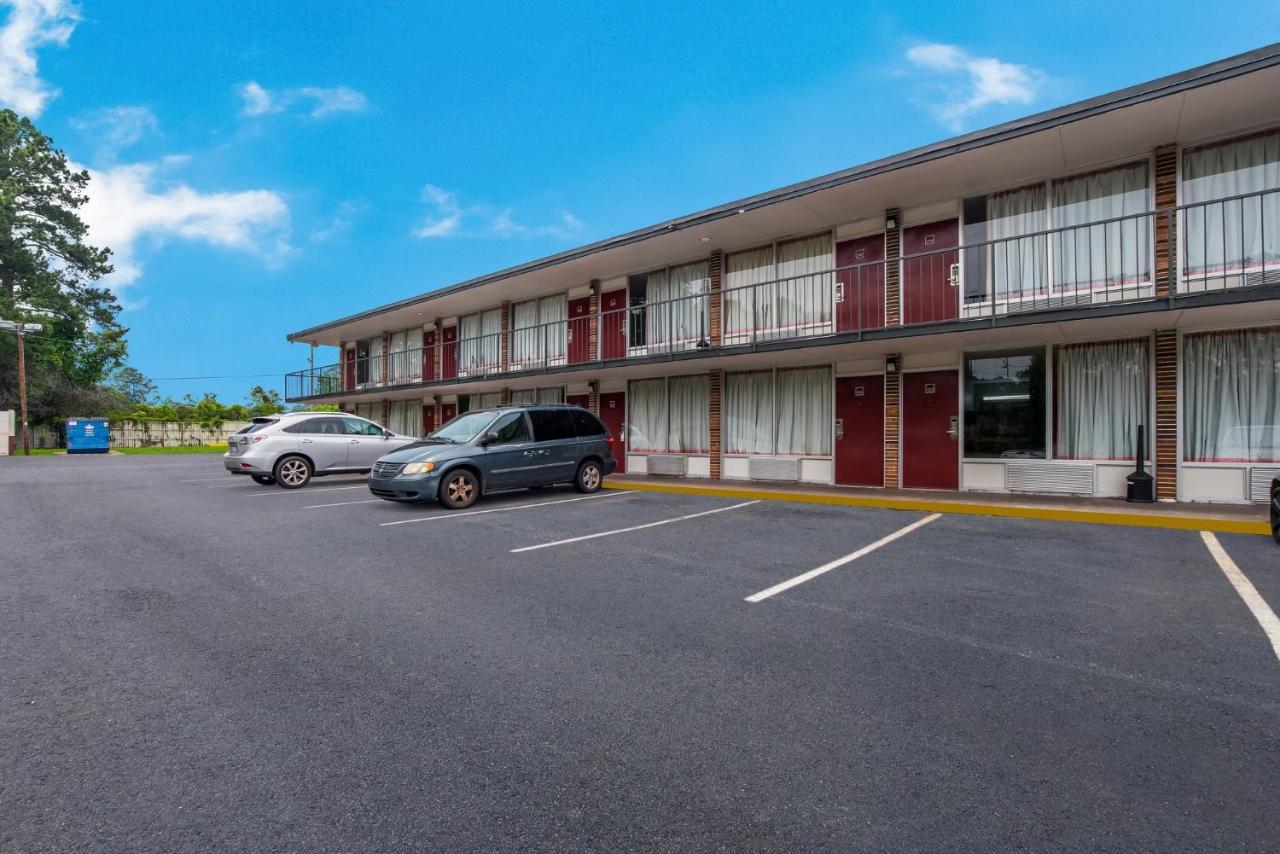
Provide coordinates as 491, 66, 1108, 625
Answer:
251, 435, 266, 443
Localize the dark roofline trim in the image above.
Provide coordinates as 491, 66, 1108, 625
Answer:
288, 42, 1280, 342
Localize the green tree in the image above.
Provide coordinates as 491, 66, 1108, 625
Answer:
109, 366, 156, 405
0, 110, 121, 424
245, 385, 283, 417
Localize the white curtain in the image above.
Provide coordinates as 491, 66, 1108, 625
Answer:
537, 386, 564, 404
510, 389, 536, 405
647, 261, 709, 349
475, 392, 502, 409
776, 234, 833, 335
1184, 328, 1280, 462
668, 375, 709, 453
724, 371, 774, 454
628, 378, 667, 452
724, 246, 774, 340
460, 310, 501, 374
365, 338, 384, 387
775, 366, 832, 455
356, 402, 379, 424
1055, 340, 1149, 460
989, 185, 1047, 299
540, 295, 567, 362
1182, 131, 1280, 278
511, 300, 540, 366
388, 400, 423, 436
1052, 163, 1151, 290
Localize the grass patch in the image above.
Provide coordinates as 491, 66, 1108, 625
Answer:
115, 444, 227, 455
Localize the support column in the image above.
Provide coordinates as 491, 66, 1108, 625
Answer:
883, 363, 901, 488
588, 380, 600, 416
380, 333, 390, 386
380, 399, 390, 428
1154, 330, 1178, 500
433, 319, 443, 380
708, 251, 723, 347
1154, 143, 1178, 298
588, 280, 601, 362
338, 340, 348, 392
709, 370, 723, 479
499, 301, 511, 372
433, 396, 443, 429
500, 388, 511, 406
884, 209, 902, 327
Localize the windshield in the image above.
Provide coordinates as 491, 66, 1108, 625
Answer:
238, 419, 278, 434
428, 411, 498, 443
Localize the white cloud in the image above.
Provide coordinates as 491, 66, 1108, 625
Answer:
70, 105, 158, 155
413, 184, 583, 241
237, 80, 369, 119
310, 200, 366, 243
80, 159, 292, 300
0, 0, 78, 117
904, 42, 1045, 130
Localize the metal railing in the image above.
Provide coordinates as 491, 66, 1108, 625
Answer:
286, 189, 1280, 400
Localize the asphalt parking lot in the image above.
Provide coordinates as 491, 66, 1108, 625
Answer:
2, 454, 1278, 852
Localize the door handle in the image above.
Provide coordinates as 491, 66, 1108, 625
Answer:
350, 439, 360, 444
300, 438, 314, 444
523, 450, 537, 456
946, 415, 959, 439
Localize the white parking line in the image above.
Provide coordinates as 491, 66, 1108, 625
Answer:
206, 482, 256, 488
509, 500, 759, 553
305, 498, 383, 509
382, 490, 632, 526
1201, 531, 1280, 663
245, 485, 367, 498
744, 513, 942, 603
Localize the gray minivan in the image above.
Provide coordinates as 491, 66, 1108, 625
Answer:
367, 404, 617, 509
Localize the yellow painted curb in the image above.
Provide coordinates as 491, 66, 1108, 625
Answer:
603, 480, 1272, 536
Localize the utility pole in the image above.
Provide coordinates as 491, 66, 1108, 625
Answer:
1, 319, 44, 455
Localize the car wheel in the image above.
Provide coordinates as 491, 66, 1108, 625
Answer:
274, 455, 313, 489
440, 469, 480, 509
251, 474, 276, 486
574, 459, 603, 494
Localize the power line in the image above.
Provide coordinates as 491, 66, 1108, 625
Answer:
149, 373, 285, 381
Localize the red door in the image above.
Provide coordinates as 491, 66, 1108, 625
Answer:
566, 393, 590, 409
440, 402, 457, 425
568, 296, 591, 364
836, 234, 886, 332
343, 347, 356, 391
422, 330, 437, 381
834, 376, 884, 486
421, 405, 436, 436
597, 391, 625, 473
902, 370, 959, 490
901, 219, 959, 326
600, 289, 627, 361
441, 326, 458, 379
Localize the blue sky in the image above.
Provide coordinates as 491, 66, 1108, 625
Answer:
6, 0, 1278, 402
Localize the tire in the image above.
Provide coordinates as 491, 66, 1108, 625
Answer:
439, 469, 480, 510
251, 474, 276, 486
574, 459, 603, 494
273, 455, 313, 490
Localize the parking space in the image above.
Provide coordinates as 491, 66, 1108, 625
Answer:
3, 453, 1279, 851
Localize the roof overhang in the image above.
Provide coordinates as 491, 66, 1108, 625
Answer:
289, 42, 1280, 348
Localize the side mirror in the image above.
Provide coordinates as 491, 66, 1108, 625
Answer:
480, 431, 500, 447
383, 429, 394, 438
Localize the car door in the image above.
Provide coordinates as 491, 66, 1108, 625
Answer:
527, 408, 579, 485
298, 416, 350, 471
481, 411, 539, 491
343, 417, 393, 468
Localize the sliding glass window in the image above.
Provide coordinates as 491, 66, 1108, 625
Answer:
1182, 130, 1280, 284
627, 376, 709, 454
963, 349, 1046, 459
1055, 339, 1149, 460
1184, 328, 1280, 462
724, 366, 832, 456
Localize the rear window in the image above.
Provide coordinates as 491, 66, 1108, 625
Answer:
239, 419, 277, 434
529, 408, 576, 442
571, 409, 606, 437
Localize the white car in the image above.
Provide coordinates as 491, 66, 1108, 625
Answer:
223, 411, 419, 489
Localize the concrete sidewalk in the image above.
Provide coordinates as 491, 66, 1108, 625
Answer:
605, 474, 1273, 536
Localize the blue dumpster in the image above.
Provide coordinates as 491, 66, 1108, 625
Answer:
66, 418, 110, 454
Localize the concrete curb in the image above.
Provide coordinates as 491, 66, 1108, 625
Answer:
603, 480, 1272, 536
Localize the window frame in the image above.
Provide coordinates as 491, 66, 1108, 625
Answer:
722, 364, 834, 458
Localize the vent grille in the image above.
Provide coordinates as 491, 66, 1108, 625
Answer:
1006, 461, 1095, 495
748, 457, 801, 482
370, 461, 404, 479
1248, 467, 1280, 503
646, 455, 688, 477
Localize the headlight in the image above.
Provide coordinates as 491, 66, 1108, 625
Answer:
400, 461, 436, 476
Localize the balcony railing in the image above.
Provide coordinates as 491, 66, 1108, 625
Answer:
286, 189, 1280, 400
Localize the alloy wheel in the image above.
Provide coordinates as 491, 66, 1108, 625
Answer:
278, 459, 309, 487
582, 464, 600, 491
447, 474, 475, 504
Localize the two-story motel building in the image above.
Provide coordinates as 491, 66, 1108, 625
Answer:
285, 45, 1280, 505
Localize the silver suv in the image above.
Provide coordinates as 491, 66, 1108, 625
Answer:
224, 412, 418, 489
